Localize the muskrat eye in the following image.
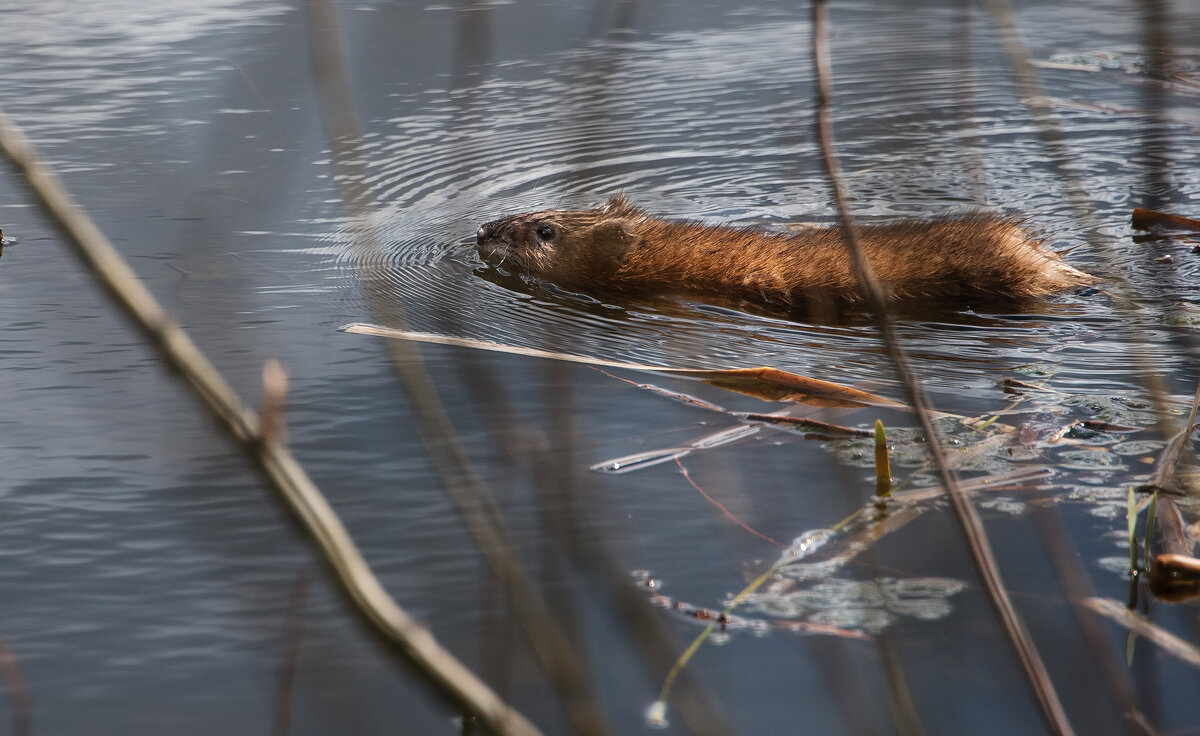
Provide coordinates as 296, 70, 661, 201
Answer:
535, 225, 556, 241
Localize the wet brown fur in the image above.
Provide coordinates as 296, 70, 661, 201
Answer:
476, 195, 1096, 304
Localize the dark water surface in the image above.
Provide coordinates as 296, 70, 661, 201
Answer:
2, 0, 1200, 733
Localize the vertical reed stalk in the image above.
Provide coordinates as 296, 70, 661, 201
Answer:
304, 1, 609, 730
811, 3, 1075, 733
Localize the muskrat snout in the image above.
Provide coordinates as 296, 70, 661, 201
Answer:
476, 220, 509, 251
476, 219, 525, 269
476, 222, 499, 247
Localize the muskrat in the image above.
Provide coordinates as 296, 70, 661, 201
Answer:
476, 195, 1095, 305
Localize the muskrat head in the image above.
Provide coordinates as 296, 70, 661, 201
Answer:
476, 195, 644, 288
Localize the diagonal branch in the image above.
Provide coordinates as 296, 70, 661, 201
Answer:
0, 105, 541, 736
304, 1, 611, 731
810, 3, 1075, 734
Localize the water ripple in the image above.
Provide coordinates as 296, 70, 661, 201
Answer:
314, 6, 1200, 393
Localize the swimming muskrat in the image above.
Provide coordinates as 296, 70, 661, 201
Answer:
476, 195, 1095, 305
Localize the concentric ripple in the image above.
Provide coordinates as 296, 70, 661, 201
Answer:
313, 2, 1200, 394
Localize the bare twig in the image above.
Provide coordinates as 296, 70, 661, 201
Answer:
0, 104, 541, 736
675, 457, 785, 547
983, 0, 1186, 473
274, 570, 311, 736
1032, 502, 1158, 734
810, 4, 1075, 734
304, 2, 607, 731
344, 323, 901, 408
1084, 598, 1200, 670
261, 358, 289, 446
1132, 207, 1200, 232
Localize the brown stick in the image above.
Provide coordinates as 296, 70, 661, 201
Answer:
674, 457, 785, 548
1132, 207, 1200, 232
811, 4, 1075, 734
1084, 598, 1200, 670
274, 570, 311, 736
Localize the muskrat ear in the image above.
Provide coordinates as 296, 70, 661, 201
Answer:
601, 194, 641, 218
589, 218, 641, 265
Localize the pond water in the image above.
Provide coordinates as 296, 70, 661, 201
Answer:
2, 0, 1200, 733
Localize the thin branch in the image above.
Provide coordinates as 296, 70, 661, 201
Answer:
0, 104, 541, 736
983, 0, 1187, 476
274, 570, 311, 736
343, 323, 901, 408
304, 1, 608, 730
1084, 598, 1200, 670
675, 457, 786, 548
810, 4, 1075, 734
526, 424, 736, 736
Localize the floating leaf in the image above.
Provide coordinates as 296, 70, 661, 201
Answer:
674, 366, 901, 408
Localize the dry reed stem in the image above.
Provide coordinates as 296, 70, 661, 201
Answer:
987, 6, 1200, 690
1032, 504, 1158, 734
1151, 375, 1200, 498
811, 4, 1075, 734
984, 0, 1188, 473
343, 323, 901, 408
1084, 598, 1200, 670
304, 1, 610, 731
261, 358, 289, 447
274, 570, 310, 736
0, 105, 541, 736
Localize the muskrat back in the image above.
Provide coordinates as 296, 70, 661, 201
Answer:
476, 195, 1095, 305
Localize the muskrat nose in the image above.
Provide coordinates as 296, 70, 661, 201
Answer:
476, 223, 494, 245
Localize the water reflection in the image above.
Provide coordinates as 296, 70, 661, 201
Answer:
3, 0, 1200, 733
324, 4, 1200, 402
